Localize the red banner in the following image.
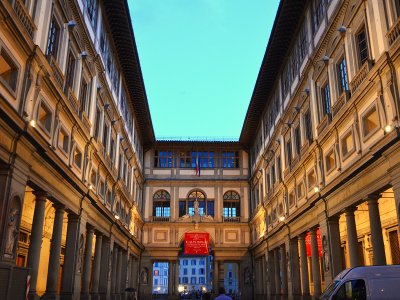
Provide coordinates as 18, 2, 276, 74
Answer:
305, 228, 322, 257
184, 232, 209, 255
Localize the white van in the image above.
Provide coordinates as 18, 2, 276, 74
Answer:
320, 265, 400, 300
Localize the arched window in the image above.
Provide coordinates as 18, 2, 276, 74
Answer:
153, 190, 170, 218
223, 191, 240, 220
178, 190, 214, 217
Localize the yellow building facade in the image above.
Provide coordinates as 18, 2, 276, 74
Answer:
0, 0, 400, 300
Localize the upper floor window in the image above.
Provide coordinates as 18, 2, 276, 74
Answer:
94, 105, 101, 140
179, 190, 214, 217
85, 0, 98, 30
304, 109, 313, 142
356, 27, 369, 67
223, 191, 240, 218
154, 150, 173, 168
65, 51, 76, 90
285, 139, 292, 168
294, 125, 301, 156
337, 56, 349, 94
153, 190, 170, 217
80, 78, 90, 114
0, 48, 19, 93
46, 17, 60, 59
299, 21, 308, 62
312, 0, 325, 33
222, 151, 239, 168
321, 82, 331, 116
193, 151, 215, 168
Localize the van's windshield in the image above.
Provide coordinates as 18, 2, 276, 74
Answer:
320, 280, 341, 300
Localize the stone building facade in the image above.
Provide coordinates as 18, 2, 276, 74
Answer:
1, 0, 400, 300
245, 0, 400, 299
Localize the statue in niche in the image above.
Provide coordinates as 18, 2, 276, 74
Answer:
244, 267, 251, 285
4, 208, 19, 259
76, 234, 84, 273
194, 199, 199, 215
141, 268, 148, 284
323, 235, 329, 272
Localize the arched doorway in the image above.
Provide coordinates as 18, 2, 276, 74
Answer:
177, 237, 214, 299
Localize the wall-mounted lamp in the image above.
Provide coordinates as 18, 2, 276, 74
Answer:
88, 183, 93, 190
67, 20, 77, 32
97, 85, 102, 92
321, 55, 330, 65
29, 120, 36, 127
278, 215, 286, 222
294, 106, 301, 112
284, 122, 292, 128
114, 214, 120, 220
338, 25, 347, 37
80, 51, 88, 59
111, 120, 117, 126
304, 88, 310, 95
313, 186, 320, 193
384, 124, 393, 133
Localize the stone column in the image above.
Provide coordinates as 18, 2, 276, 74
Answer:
327, 216, 343, 277
81, 226, 95, 298
273, 248, 280, 294
120, 250, 128, 298
91, 232, 103, 299
218, 260, 224, 289
280, 245, 288, 294
261, 256, 267, 296
298, 234, 310, 296
130, 257, 138, 289
168, 260, 174, 297
43, 204, 65, 299
367, 198, 386, 265
116, 248, 123, 294
268, 250, 276, 296
310, 228, 321, 297
27, 191, 47, 299
60, 212, 80, 300
289, 238, 301, 296
99, 237, 111, 300
110, 246, 118, 295
345, 207, 360, 267
213, 260, 219, 292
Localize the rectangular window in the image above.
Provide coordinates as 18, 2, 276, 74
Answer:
65, 52, 76, 90
179, 201, 186, 217
337, 56, 349, 94
325, 149, 335, 174
80, 78, 90, 114
0, 48, 19, 92
271, 163, 276, 184
94, 106, 101, 139
299, 21, 308, 62
321, 83, 331, 116
73, 148, 83, 169
190, 151, 215, 168
38, 100, 53, 134
46, 17, 60, 59
307, 170, 317, 190
154, 150, 173, 168
86, 0, 98, 30
304, 109, 313, 142
341, 130, 354, 158
294, 125, 301, 156
58, 127, 69, 153
356, 27, 369, 67
276, 156, 282, 182
285, 139, 292, 168
362, 105, 380, 138
312, 0, 325, 33
222, 151, 239, 168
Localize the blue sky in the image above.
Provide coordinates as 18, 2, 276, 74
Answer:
128, 0, 280, 140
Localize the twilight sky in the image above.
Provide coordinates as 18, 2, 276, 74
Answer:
128, 0, 280, 140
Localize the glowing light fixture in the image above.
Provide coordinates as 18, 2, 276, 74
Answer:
384, 124, 393, 133
114, 214, 120, 220
29, 120, 36, 127
314, 186, 320, 193
278, 215, 285, 222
